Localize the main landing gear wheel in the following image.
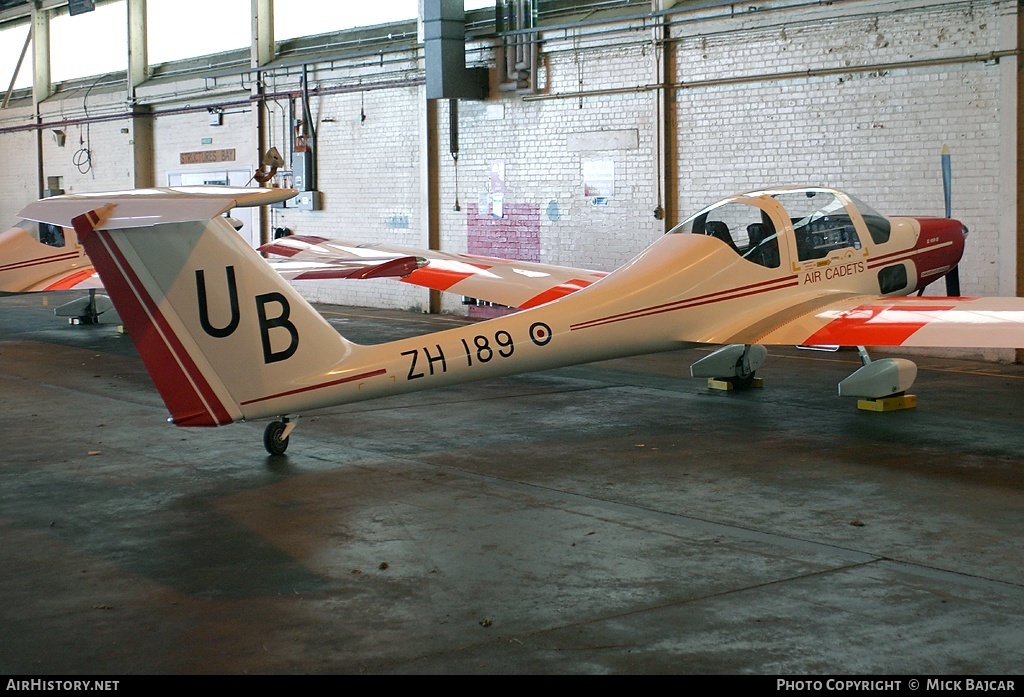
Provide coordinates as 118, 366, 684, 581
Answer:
689, 344, 768, 389
726, 372, 757, 389
263, 420, 290, 456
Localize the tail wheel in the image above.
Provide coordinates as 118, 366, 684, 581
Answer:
263, 420, 289, 456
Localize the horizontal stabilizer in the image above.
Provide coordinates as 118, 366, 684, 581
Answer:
18, 187, 297, 229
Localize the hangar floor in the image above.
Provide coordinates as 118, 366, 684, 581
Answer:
1, 292, 1023, 675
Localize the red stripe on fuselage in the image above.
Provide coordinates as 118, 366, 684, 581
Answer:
239, 368, 387, 407
570, 276, 800, 331
83, 227, 234, 427
866, 242, 952, 269
0, 250, 81, 273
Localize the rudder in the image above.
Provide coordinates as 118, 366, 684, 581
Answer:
74, 208, 355, 426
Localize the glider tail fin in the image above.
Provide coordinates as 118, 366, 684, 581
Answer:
72, 208, 355, 427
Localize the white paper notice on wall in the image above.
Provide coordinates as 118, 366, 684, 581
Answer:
583, 160, 614, 199
490, 161, 506, 193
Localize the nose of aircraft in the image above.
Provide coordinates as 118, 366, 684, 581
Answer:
910, 217, 967, 296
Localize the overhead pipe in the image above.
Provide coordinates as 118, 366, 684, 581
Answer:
524, 0, 538, 94
0, 77, 426, 135
523, 48, 1018, 102
6, 41, 1007, 134
496, 0, 537, 93
497, 0, 520, 91
515, 0, 527, 70
494, 0, 507, 87
651, 0, 671, 226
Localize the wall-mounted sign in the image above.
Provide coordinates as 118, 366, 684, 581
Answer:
491, 192, 505, 219
490, 161, 506, 193
583, 159, 614, 198
180, 149, 236, 165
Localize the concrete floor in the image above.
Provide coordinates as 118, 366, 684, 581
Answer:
1, 291, 1023, 675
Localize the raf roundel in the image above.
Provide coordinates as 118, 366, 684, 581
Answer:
529, 321, 552, 347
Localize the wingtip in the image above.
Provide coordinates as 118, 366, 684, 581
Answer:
70, 204, 116, 241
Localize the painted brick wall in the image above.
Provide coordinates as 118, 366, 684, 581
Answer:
152, 109, 255, 186
151, 107, 260, 243
0, 102, 38, 223
36, 90, 135, 196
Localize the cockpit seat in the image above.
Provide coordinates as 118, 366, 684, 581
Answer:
747, 222, 767, 247
745, 222, 780, 268
704, 220, 740, 254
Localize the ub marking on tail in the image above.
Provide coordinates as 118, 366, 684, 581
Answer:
195, 265, 301, 363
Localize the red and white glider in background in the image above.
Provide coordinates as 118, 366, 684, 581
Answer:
5, 185, 1024, 455
0, 187, 423, 322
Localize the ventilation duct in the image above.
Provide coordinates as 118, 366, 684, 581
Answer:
423, 0, 487, 100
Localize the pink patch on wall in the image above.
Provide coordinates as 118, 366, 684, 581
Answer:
466, 203, 540, 318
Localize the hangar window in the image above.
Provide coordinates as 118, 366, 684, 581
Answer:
275, 1, 494, 40
0, 22, 31, 91
148, 0, 249, 65
49, 1, 127, 82
276, 1, 415, 39
672, 202, 780, 269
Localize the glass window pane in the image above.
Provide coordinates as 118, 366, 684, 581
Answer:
148, 0, 250, 65
50, 1, 127, 82
275, 1, 492, 40
0, 22, 32, 91
275, 0, 417, 40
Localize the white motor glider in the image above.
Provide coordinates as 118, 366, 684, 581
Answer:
7, 185, 1024, 455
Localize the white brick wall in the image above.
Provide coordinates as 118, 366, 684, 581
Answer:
152, 109, 256, 187
0, 102, 38, 223
37, 90, 135, 196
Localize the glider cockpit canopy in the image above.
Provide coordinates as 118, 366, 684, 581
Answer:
671, 186, 894, 270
